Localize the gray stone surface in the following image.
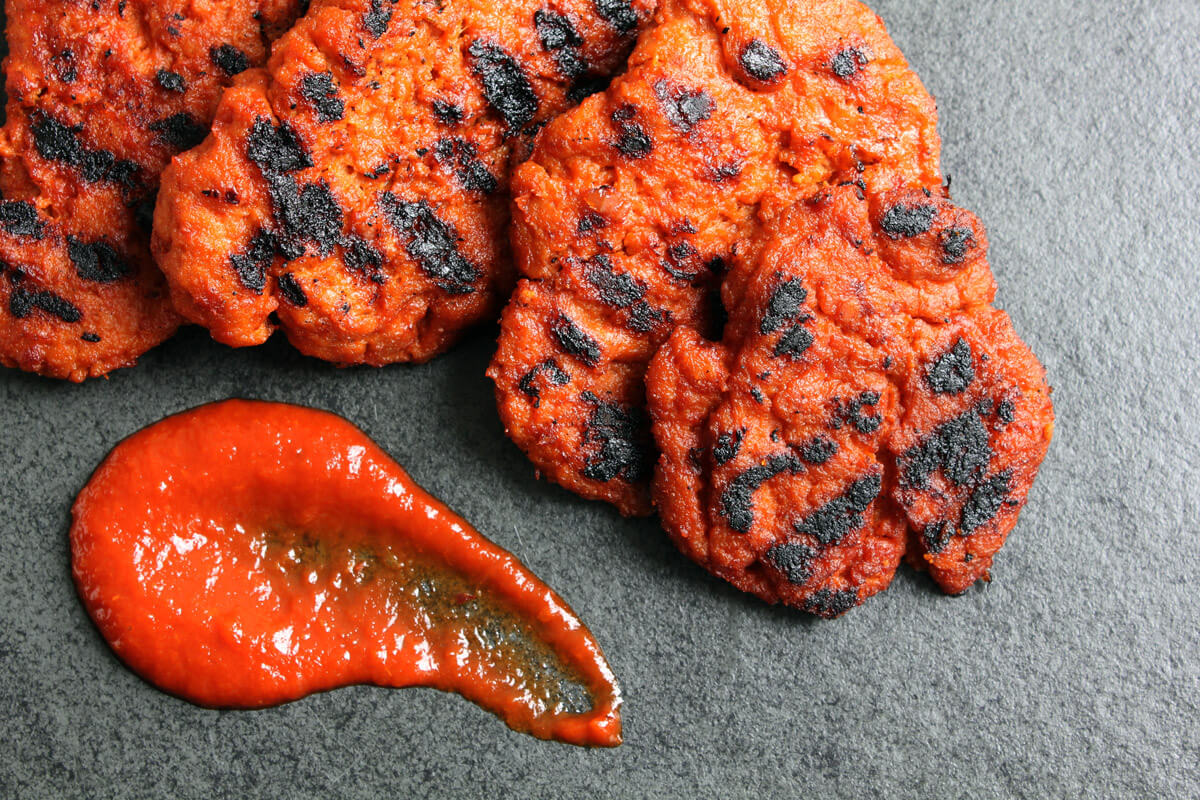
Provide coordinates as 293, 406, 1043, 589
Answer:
1, 0, 1198, 797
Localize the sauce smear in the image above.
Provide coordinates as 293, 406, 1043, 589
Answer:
70, 400, 622, 746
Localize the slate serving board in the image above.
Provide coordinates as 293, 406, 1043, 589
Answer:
2, 1, 1197, 797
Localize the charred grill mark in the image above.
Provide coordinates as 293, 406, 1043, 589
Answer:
833, 392, 882, 435
960, 470, 1013, 533
518, 358, 570, 407
654, 81, 714, 133
300, 72, 345, 123
67, 237, 131, 283
739, 39, 788, 82
774, 324, 814, 360
880, 202, 937, 238
765, 542, 817, 585
706, 160, 743, 182
469, 40, 539, 134
156, 69, 187, 93
210, 44, 250, 76
432, 99, 464, 125
922, 521, 952, 553
939, 226, 976, 264
926, 337, 975, 394
585, 254, 643, 307
793, 473, 881, 546
380, 194, 480, 294
266, 176, 344, 258
277, 272, 308, 306
760, 278, 808, 334
149, 114, 207, 150
54, 48, 77, 83
363, 0, 394, 38
798, 436, 837, 465
550, 314, 601, 367
802, 587, 858, 618
31, 114, 138, 188
247, 118, 312, 174
830, 47, 870, 78
720, 453, 803, 533
0, 201, 45, 239
712, 429, 744, 465
343, 235, 386, 283
901, 409, 992, 490
662, 241, 702, 282
593, 0, 639, 33
611, 105, 652, 158
230, 229, 276, 292
578, 211, 607, 234
8, 286, 82, 323
432, 138, 499, 194
535, 9, 588, 82
581, 391, 651, 483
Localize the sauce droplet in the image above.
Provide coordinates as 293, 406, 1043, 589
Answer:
70, 400, 622, 747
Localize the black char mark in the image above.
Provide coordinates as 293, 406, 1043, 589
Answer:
0, 201, 45, 239
300, 72, 345, 123
594, 0, 639, 32
518, 358, 570, 407
156, 69, 187, 93
67, 237, 131, 283
760, 278, 808, 334
926, 337, 975, 394
922, 521, 952, 553
9, 287, 82, 323
939, 227, 976, 264
835, 391, 882, 434
432, 99, 464, 125
550, 314, 601, 367
230, 229, 276, 292
277, 272, 308, 307
803, 587, 859, 618
713, 429, 744, 465
343, 236, 386, 283
765, 542, 818, 585
380, 194, 480, 294
210, 44, 250, 76
654, 81, 713, 133
720, 453, 803, 533
740, 39, 788, 83
581, 391, 651, 483
831, 47, 870, 79
363, 0, 393, 38
149, 114, 208, 150
793, 473, 881, 546
469, 40, 539, 134
247, 118, 312, 174
611, 106, 652, 158
433, 138, 498, 194
266, 176, 344, 258
881, 202, 937, 239
31, 114, 138, 187
798, 436, 837, 465
960, 470, 1012, 533
578, 211, 607, 234
536, 9, 588, 83
902, 409, 992, 490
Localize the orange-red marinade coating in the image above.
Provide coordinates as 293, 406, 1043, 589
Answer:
647, 186, 1053, 612
490, 0, 943, 516
70, 400, 623, 747
152, 0, 655, 366
0, 0, 303, 381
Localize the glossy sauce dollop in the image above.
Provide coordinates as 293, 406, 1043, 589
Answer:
70, 400, 621, 746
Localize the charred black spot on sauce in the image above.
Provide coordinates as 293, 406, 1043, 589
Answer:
662, 241, 702, 282
247, 118, 313, 174
922, 521, 952, 553
54, 49, 77, 83
578, 211, 607, 234
927, 337, 975, 394
581, 391, 651, 483
833, 391, 882, 435
760, 278, 808, 334
8, 286, 82, 323
433, 138, 498, 194
939, 226, 976, 264
67, 237, 131, 283
0, 201, 44, 239
568, 74, 613, 104
81, 332, 101, 343
277, 272, 308, 307
720, 453, 803, 533
803, 588, 858, 618
300, 72, 345, 123
536, 9, 588, 82
343, 235, 386, 283
379, 194, 480, 294
830, 47, 870, 79
707, 161, 743, 182
518, 358, 570, 407
363, 0, 393, 38
432, 99, 464, 125
798, 436, 837, 465
713, 429, 745, 465
775, 324, 814, 360
997, 398, 1016, 425
266, 177, 344, 258
150, 113, 207, 150
585, 254, 644, 307
230, 229, 276, 292
793, 473, 880, 546
880, 202, 937, 239
765, 542, 817, 585
156, 69, 187, 93
550, 314, 601, 367
469, 40, 539, 135
594, 0, 639, 32
739, 39, 788, 83
210, 44, 250, 76
901, 409, 991, 490
960, 470, 1012, 533
654, 81, 713, 133
31, 114, 138, 187
609, 106, 652, 158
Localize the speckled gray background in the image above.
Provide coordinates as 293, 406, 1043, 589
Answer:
1, 0, 1197, 797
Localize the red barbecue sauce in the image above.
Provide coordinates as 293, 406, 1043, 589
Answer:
70, 400, 622, 747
